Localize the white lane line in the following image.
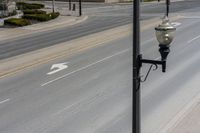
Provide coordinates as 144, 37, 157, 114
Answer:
188, 34, 200, 44
41, 49, 130, 87
182, 16, 200, 19
0, 99, 10, 104
171, 22, 181, 27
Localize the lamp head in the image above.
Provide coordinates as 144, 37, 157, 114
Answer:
155, 16, 176, 46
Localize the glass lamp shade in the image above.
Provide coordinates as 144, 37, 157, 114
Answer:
155, 16, 176, 46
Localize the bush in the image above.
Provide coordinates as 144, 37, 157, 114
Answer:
49, 12, 60, 19
4, 18, 31, 26
23, 12, 60, 22
16, 2, 45, 10
23, 14, 52, 21
23, 9, 46, 15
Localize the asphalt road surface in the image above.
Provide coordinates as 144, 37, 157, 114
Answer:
1, 11, 200, 132
141, 4, 200, 132
0, 3, 132, 60
0, 33, 132, 133
2, 0, 200, 60
1, 0, 200, 133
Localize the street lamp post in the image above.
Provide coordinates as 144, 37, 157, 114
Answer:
133, 0, 176, 133
79, 0, 82, 16
52, 0, 55, 13
133, 0, 140, 133
166, 0, 170, 16
69, 0, 72, 10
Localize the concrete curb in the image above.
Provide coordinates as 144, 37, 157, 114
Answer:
0, 15, 88, 41
21, 15, 88, 31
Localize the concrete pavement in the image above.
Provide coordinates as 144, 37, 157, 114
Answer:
168, 100, 200, 133
160, 90, 200, 133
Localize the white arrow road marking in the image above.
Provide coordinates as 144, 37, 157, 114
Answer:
171, 22, 181, 27
41, 49, 129, 86
47, 62, 68, 75
0, 99, 10, 104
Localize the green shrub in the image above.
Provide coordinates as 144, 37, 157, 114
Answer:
4, 18, 31, 26
49, 12, 60, 19
16, 2, 45, 10
23, 9, 46, 15
23, 12, 60, 22
23, 14, 51, 21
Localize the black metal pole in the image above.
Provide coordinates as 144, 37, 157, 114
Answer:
133, 0, 140, 133
52, 0, 55, 13
166, 0, 170, 16
79, 0, 82, 16
69, 0, 72, 10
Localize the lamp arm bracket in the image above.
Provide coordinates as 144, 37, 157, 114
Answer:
138, 55, 167, 82
140, 59, 164, 66
141, 64, 157, 82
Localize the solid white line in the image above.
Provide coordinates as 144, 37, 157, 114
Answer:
171, 22, 181, 27
0, 99, 10, 104
188, 34, 200, 44
41, 49, 130, 86
182, 16, 200, 19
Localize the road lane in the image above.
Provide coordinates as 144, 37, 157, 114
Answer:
1, 6, 200, 133
0, 35, 132, 133
0, 6, 132, 60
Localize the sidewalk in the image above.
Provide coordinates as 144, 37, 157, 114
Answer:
160, 90, 200, 133
169, 102, 200, 133
143, 0, 186, 4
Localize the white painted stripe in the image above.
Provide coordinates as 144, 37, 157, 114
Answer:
171, 22, 181, 27
188, 34, 200, 44
41, 49, 130, 86
0, 99, 10, 104
182, 16, 200, 19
